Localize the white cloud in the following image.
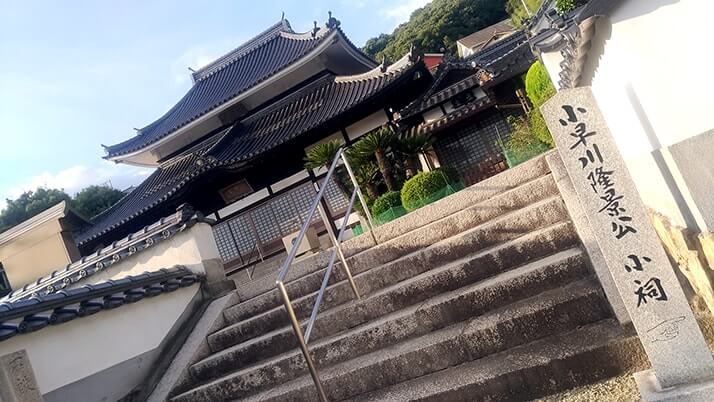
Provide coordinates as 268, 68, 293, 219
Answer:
380, 0, 431, 25
0, 162, 153, 212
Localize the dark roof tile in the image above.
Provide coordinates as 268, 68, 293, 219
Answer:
0, 267, 200, 342
104, 21, 363, 159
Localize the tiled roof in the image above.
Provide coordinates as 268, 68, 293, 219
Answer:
78, 54, 426, 248
400, 30, 534, 120
0, 266, 200, 342
104, 19, 360, 159
461, 30, 533, 75
403, 96, 496, 137
527, 0, 619, 88
457, 19, 516, 50
3, 204, 203, 303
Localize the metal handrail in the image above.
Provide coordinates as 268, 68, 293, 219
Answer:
275, 147, 377, 401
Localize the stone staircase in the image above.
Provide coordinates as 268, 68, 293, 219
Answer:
166, 154, 646, 401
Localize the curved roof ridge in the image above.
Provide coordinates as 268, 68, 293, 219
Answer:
192, 18, 293, 82
335, 51, 415, 83
279, 25, 332, 40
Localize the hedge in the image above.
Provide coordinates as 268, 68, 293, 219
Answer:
371, 191, 402, 216
401, 168, 456, 211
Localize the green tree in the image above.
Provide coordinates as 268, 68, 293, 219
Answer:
303, 140, 342, 171
503, 61, 557, 163
72, 185, 125, 219
0, 188, 71, 232
351, 127, 398, 191
395, 133, 434, 178
363, 34, 391, 60
505, 0, 543, 27
303, 140, 354, 200
362, 0, 508, 62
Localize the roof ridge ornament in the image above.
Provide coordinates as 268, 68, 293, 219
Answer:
380, 56, 387, 73
408, 43, 419, 63
326, 11, 340, 29
312, 21, 319, 38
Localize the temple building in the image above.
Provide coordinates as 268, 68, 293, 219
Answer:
77, 15, 534, 274
79, 16, 429, 260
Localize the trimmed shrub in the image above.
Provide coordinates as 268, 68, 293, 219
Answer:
371, 191, 402, 216
525, 61, 556, 109
400, 169, 455, 211
523, 61, 557, 146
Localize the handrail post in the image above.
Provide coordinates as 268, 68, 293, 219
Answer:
317, 203, 360, 300
276, 281, 329, 402
340, 153, 378, 245
276, 148, 344, 283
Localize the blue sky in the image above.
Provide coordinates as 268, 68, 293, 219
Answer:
0, 0, 429, 210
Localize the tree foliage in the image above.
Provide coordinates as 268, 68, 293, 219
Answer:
0, 188, 71, 233
0, 185, 126, 233
351, 127, 398, 191
72, 185, 125, 219
303, 140, 342, 170
525, 60, 556, 109
505, 0, 543, 27
555, 0, 587, 14
371, 191, 402, 216
503, 61, 557, 161
362, 0, 508, 62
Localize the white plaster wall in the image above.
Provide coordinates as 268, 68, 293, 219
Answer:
78, 222, 220, 286
422, 107, 445, 123
345, 110, 388, 141
0, 285, 200, 398
540, 51, 565, 91
217, 188, 269, 219
271, 170, 310, 193
588, 0, 714, 228
593, 0, 714, 148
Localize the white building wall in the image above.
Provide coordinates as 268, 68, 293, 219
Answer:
71, 222, 220, 286
0, 285, 201, 401
545, 0, 714, 230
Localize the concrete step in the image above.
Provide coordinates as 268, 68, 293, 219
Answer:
209, 194, 570, 353
222, 174, 559, 324
346, 319, 645, 402
231, 154, 553, 304
237, 279, 619, 402
198, 225, 580, 381
171, 248, 593, 401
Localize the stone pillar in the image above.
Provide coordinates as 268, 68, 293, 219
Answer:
0, 350, 43, 402
542, 87, 714, 401
546, 152, 630, 324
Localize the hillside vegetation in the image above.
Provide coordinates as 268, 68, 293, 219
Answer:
362, 0, 507, 61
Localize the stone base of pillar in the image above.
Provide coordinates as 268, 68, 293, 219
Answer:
635, 369, 714, 401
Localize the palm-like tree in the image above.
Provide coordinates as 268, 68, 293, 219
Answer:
396, 133, 434, 178
304, 140, 350, 199
304, 140, 342, 170
351, 127, 397, 191
352, 160, 381, 199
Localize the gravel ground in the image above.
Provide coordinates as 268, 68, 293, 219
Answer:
535, 374, 641, 402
